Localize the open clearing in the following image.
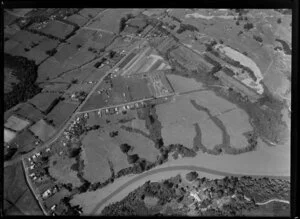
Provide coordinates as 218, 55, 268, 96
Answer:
29, 119, 57, 142
113, 128, 159, 162
15, 103, 44, 123
166, 74, 205, 93
217, 108, 253, 149
156, 89, 237, 149
46, 101, 78, 128
5, 115, 31, 132
39, 20, 74, 39
49, 153, 82, 188
29, 93, 60, 113
81, 130, 130, 183
87, 9, 139, 33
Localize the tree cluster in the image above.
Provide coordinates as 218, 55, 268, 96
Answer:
176, 23, 199, 34
4, 54, 42, 111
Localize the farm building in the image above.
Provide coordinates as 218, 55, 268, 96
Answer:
5, 115, 31, 132
29, 119, 56, 142
4, 128, 17, 143
214, 70, 261, 102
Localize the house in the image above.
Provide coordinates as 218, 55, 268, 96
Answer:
42, 189, 51, 199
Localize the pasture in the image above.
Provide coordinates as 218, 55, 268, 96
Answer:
49, 154, 83, 187
81, 130, 130, 183
66, 14, 88, 26
10, 130, 36, 153
5, 115, 31, 132
29, 119, 57, 142
39, 20, 74, 39
15, 103, 44, 123
217, 108, 253, 149
4, 128, 16, 143
113, 128, 159, 163
79, 8, 105, 19
46, 101, 78, 128
29, 92, 60, 113
87, 9, 135, 33
166, 74, 205, 93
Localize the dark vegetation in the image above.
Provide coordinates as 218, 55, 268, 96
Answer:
275, 38, 291, 55
4, 54, 42, 111
176, 23, 199, 34
101, 174, 289, 216
119, 13, 134, 33
253, 35, 263, 43
243, 23, 254, 31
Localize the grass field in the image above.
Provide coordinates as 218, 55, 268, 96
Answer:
29, 119, 57, 142
4, 162, 43, 215
87, 9, 136, 33
166, 74, 205, 93
81, 130, 130, 183
66, 14, 88, 26
15, 103, 44, 123
4, 128, 17, 143
5, 115, 31, 131
29, 92, 60, 113
79, 8, 105, 19
113, 128, 159, 162
39, 20, 74, 39
11, 130, 36, 153
46, 101, 78, 128
217, 108, 253, 149
49, 153, 83, 187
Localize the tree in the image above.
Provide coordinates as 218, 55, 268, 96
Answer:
277, 18, 282, 24
127, 154, 139, 164
46, 48, 57, 56
243, 23, 254, 31
120, 143, 131, 153
186, 171, 198, 182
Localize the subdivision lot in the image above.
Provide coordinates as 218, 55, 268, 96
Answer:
46, 101, 78, 128
29, 119, 57, 142
49, 153, 83, 187
29, 92, 60, 113
44, 188, 70, 209
39, 20, 74, 39
15, 103, 44, 123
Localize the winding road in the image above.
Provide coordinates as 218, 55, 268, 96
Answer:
89, 165, 289, 215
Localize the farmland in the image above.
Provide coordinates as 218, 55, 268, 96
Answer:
4, 162, 43, 215
29, 93, 60, 113
3, 8, 291, 216
29, 119, 57, 142
46, 101, 78, 128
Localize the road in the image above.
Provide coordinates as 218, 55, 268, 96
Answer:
256, 198, 290, 205
4, 34, 145, 168
82, 26, 114, 35
21, 158, 48, 215
89, 165, 290, 215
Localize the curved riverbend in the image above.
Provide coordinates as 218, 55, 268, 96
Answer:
90, 165, 289, 215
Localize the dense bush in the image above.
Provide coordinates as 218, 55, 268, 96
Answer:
120, 143, 131, 153
176, 23, 199, 34
127, 154, 139, 164
4, 54, 41, 111
243, 23, 254, 31
185, 171, 198, 181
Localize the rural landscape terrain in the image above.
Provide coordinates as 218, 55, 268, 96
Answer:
3, 8, 291, 216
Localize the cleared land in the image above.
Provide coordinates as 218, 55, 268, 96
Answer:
4, 128, 17, 143
49, 153, 83, 187
4, 162, 43, 216
5, 115, 31, 132
166, 74, 205, 93
15, 103, 44, 123
81, 130, 130, 183
39, 20, 74, 39
29, 93, 60, 113
46, 101, 78, 128
217, 108, 253, 149
29, 119, 57, 142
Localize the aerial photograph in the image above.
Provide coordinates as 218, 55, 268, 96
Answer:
3, 7, 292, 216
